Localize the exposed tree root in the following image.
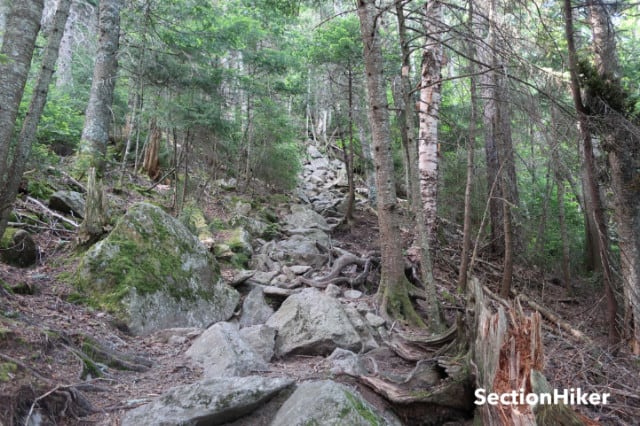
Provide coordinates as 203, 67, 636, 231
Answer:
294, 248, 374, 289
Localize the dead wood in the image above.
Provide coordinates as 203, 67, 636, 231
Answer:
24, 383, 95, 425
358, 363, 472, 411
517, 292, 593, 344
468, 277, 594, 426
21, 196, 79, 228
398, 322, 457, 346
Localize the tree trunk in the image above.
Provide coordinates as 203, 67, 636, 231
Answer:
557, 177, 572, 294
458, 1, 478, 291
343, 66, 356, 222
142, 119, 161, 181
0, 0, 71, 243
587, 0, 640, 353
417, 0, 444, 239
78, 0, 122, 175
395, 1, 444, 333
499, 197, 513, 298
0, 0, 8, 46
357, 0, 423, 326
0, 0, 44, 241
562, 0, 619, 346
77, 168, 106, 247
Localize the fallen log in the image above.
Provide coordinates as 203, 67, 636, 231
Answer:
517, 292, 593, 344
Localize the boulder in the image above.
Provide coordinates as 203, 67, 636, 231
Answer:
270, 380, 388, 426
214, 227, 253, 267
49, 190, 85, 218
266, 288, 365, 357
186, 321, 268, 378
75, 202, 239, 335
239, 286, 274, 328
283, 204, 330, 231
122, 376, 294, 426
0, 228, 37, 267
307, 145, 323, 159
326, 348, 368, 376
274, 235, 327, 269
239, 324, 276, 363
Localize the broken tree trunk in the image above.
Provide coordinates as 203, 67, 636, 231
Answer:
76, 168, 106, 247
469, 277, 594, 425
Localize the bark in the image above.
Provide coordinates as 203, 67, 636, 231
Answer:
77, 168, 106, 246
357, 0, 423, 326
141, 119, 161, 181
469, 278, 594, 425
78, 0, 122, 175
477, 0, 504, 256
0, 0, 71, 244
344, 67, 356, 222
395, 1, 444, 333
562, 0, 619, 346
499, 195, 513, 298
0, 0, 8, 46
417, 0, 444, 239
557, 177, 572, 293
458, 1, 478, 291
357, 107, 377, 205
0, 0, 44, 241
587, 0, 640, 353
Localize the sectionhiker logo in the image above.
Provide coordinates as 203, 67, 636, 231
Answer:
474, 388, 611, 406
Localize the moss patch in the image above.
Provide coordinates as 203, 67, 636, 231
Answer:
0, 362, 17, 382
344, 390, 384, 425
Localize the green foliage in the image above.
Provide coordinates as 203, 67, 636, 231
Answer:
37, 89, 84, 154
578, 59, 630, 115
249, 99, 302, 190
310, 16, 362, 66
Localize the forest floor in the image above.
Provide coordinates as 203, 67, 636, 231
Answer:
0, 174, 639, 425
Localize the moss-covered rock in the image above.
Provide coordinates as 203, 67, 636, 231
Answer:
271, 380, 392, 426
74, 202, 239, 335
0, 228, 37, 268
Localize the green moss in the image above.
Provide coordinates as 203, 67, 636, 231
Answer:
27, 180, 54, 200
73, 203, 220, 319
0, 227, 17, 249
0, 362, 17, 382
344, 391, 383, 425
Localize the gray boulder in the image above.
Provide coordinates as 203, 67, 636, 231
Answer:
122, 376, 294, 426
239, 286, 274, 328
270, 380, 387, 426
307, 145, 323, 159
239, 324, 276, 363
274, 235, 327, 269
266, 288, 364, 357
186, 321, 268, 378
283, 204, 330, 231
49, 190, 85, 218
75, 202, 239, 335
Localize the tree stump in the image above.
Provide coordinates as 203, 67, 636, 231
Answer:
76, 168, 106, 247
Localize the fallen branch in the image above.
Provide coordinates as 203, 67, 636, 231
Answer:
23, 196, 79, 228
517, 292, 593, 344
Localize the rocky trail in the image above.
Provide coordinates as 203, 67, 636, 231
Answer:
0, 143, 638, 425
